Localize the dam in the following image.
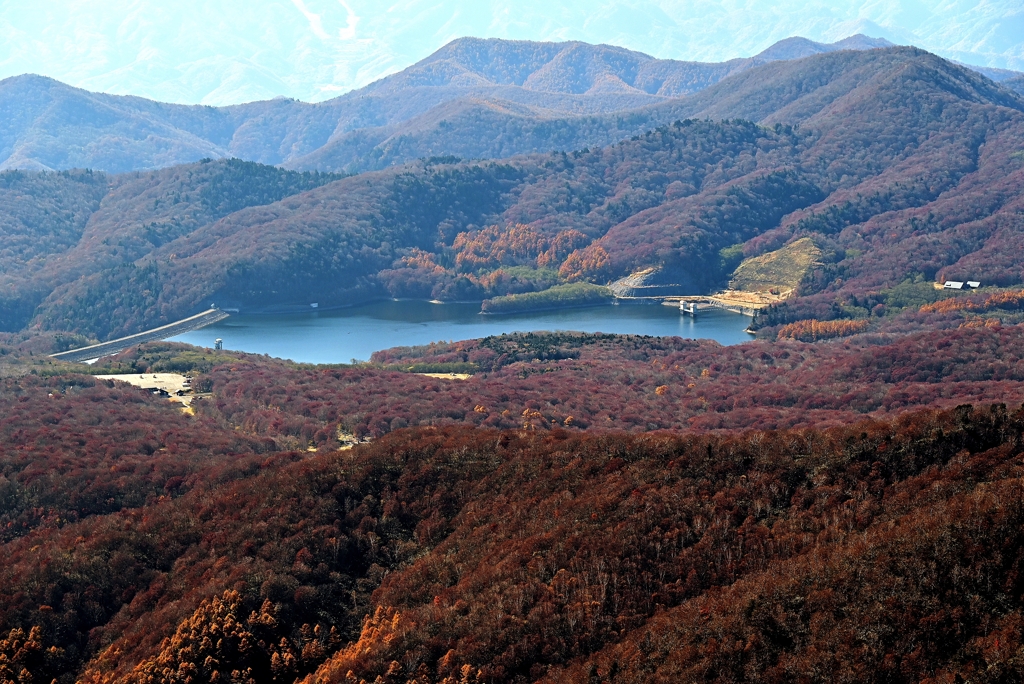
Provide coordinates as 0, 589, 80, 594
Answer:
50, 309, 230, 363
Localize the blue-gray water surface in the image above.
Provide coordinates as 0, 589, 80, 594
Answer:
171, 300, 754, 364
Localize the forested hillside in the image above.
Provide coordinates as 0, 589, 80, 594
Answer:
0, 170, 109, 330
0, 159, 340, 335
1005, 75, 1024, 96
3, 46, 1023, 343
2, 337, 1024, 683
46, 299, 1024, 442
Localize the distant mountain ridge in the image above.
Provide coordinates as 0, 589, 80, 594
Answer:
0, 33, 986, 175
358, 34, 896, 98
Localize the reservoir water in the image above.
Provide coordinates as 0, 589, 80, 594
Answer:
171, 300, 754, 364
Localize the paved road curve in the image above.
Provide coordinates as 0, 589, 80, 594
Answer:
50, 309, 230, 363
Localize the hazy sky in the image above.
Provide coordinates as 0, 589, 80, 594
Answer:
0, 1, 1021, 105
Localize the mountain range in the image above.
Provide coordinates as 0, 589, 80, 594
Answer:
2, 41, 1023, 343
4, 0, 1024, 105
0, 33, 1001, 175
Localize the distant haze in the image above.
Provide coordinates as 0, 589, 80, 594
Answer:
0, 0, 1021, 105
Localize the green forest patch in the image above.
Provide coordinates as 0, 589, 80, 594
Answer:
480, 283, 613, 314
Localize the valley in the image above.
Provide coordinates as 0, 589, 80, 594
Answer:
2, 29, 1024, 684
4, 44, 1024, 345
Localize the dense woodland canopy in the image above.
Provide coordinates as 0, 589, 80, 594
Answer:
0, 170, 109, 330
2, 333, 1024, 683
6, 271, 1024, 684
0, 160, 340, 336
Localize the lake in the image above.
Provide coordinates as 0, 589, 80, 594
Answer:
171, 300, 754, 364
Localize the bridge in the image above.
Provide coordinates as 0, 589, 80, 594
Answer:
50, 309, 230, 363
676, 291, 784, 318
678, 297, 760, 318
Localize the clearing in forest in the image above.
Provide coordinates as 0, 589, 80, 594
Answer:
728, 237, 822, 296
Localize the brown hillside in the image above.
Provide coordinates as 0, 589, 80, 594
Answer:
729, 237, 821, 294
